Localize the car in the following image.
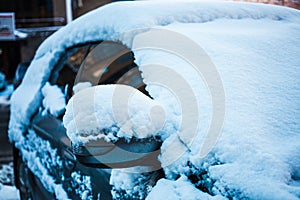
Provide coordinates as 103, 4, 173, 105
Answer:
9, 1, 300, 200
12, 36, 163, 200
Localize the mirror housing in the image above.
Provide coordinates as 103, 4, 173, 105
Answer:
73, 138, 161, 169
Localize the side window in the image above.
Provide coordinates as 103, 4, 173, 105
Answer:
38, 44, 98, 118
116, 67, 149, 95
54, 44, 97, 97
46, 40, 148, 118
74, 41, 148, 94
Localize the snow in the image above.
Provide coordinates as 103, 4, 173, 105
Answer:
0, 163, 19, 200
14, 30, 28, 39
0, 184, 19, 200
41, 82, 66, 117
17, 129, 69, 200
146, 176, 225, 200
110, 167, 162, 199
9, 1, 300, 141
8, 0, 300, 199
63, 84, 165, 144
72, 82, 92, 94
71, 172, 93, 200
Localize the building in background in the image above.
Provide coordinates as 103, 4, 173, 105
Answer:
233, 0, 300, 9
0, 0, 112, 80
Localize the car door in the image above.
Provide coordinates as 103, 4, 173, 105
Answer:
14, 42, 99, 200
22, 40, 152, 199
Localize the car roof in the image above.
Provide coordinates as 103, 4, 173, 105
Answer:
36, 1, 300, 59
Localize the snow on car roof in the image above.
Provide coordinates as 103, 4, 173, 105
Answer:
9, 1, 300, 199
35, 0, 300, 59
10, 0, 300, 143
10, 1, 300, 138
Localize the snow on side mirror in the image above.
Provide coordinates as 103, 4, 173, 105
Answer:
63, 84, 166, 168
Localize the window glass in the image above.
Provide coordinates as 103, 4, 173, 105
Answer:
74, 41, 134, 86
55, 41, 147, 100
54, 43, 97, 97
116, 67, 147, 93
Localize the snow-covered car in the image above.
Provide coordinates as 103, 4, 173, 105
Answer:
9, 1, 300, 200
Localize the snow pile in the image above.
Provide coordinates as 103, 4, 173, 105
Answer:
146, 176, 225, 200
0, 184, 19, 200
41, 82, 66, 117
141, 18, 300, 199
110, 167, 162, 199
72, 82, 92, 94
0, 72, 6, 91
0, 163, 19, 200
16, 129, 69, 200
63, 84, 165, 144
9, 0, 300, 141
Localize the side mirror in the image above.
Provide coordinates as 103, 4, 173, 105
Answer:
64, 84, 165, 169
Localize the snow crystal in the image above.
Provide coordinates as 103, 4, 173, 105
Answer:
15, 129, 69, 200
144, 17, 300, 199
10, 0, 300, 142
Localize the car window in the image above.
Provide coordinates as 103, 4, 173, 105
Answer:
74, 41, 135, 86
53, 43, 97, 97
52, 41, 147, 111
74, 41, 148, 93
116, 67, 149, 95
